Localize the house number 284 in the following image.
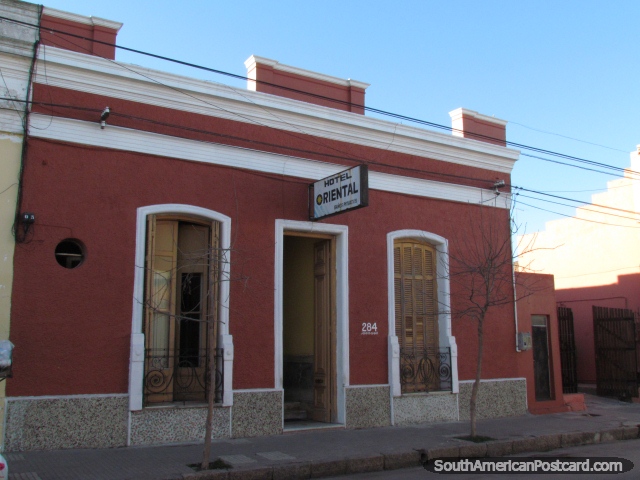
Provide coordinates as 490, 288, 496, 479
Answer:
361, 322, 378, 335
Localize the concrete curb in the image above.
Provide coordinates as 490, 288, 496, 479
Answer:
180, 426, 640, 480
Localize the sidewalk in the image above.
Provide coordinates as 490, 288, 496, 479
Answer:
7, 394, 640, 480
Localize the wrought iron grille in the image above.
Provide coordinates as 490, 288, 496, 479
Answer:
144, 347, 223, 405
557, 307, 578, 394
593, 306, 638, 400
400, 347, 452, 393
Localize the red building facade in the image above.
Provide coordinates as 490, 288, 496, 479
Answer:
3, 2, 531, 451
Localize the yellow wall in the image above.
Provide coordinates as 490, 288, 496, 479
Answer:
0, 135, 22, 449
283, 236, 315, 356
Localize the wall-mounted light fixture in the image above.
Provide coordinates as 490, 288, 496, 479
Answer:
493, 179, 506, 196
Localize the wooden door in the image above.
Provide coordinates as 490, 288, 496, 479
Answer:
311, 239, 333, 422
144, 217, 218, 405
144, 218, 178, 403
593, 306, 638, 399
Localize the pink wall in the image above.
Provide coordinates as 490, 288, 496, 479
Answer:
518, 148, 640, 385
557, 273, 640, 383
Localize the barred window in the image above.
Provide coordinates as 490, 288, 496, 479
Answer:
143, 215, 220, 405
394, 241, 440, 393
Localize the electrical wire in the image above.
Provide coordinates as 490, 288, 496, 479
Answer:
515, 193, 639, 223
10, 5, 42, 244
7, 93, 640, 229
513, 198, 640, 229
1, 13, 637, 179
4, 15, 640, 230
555, 265, 640, 279
512, 186, 640, 217
509, 121, 630, 153
39, 33, 486, 192
519, 153, 636, 179
3, 96, 501, 188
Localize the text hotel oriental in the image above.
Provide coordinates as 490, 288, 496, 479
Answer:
312, 165, 369, 220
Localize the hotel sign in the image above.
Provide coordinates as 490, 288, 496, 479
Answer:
311, 165, 368, 220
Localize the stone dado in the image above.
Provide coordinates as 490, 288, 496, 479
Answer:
458, 379, 528, 421
345, 386, 391, 429
130, 405, 231, 446
4, 395, 128, 451
393, 392, 458, 425
3, 380, 526, 451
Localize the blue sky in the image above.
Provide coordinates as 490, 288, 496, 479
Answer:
38, 0, 640, 233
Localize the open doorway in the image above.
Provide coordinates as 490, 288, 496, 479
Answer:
282, 234, 337, 427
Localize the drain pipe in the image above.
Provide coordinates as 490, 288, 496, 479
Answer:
509, 194, 521, 352
512, 253, 521, 352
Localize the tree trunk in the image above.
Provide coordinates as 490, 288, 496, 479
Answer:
469, 315, 485, 438
201, 314, 216, 470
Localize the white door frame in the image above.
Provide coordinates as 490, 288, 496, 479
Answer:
274, 219, 349, 424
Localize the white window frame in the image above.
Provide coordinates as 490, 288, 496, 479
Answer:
129, 204, 233, 411
387, 229, 458, 397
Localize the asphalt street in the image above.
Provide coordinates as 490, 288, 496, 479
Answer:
327, 438, 640, 480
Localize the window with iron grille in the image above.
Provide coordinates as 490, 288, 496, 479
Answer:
143, 215, 221, 405
394, 241, 442, 393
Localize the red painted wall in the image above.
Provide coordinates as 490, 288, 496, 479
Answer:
9, 84, 517, 397
30, 85, 506, 193
515, 273, 567, 414
40, 15, 119, 59
249, 60, 365, 114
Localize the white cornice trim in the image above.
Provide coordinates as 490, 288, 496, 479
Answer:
32, 46, 518, 173
449, 108, 508, 127
0, 53, 32, 134
0, 109, 24, 135
43, 7, 123, 31
0, 0, 40, 54
245, 55, 370, 89
27, 114, 510, 210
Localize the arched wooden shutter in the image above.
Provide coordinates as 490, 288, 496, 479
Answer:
144, 216, 179, 403
143, 215, 220, 405
394, 241, 439, 393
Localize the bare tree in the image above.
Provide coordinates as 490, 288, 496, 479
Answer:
141, 227, 247, 471
445, 204, 538, 438
199, 246, 252, 470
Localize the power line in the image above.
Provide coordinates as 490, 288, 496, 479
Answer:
3, 96, 499, 188
1, 14, 636, 179
7, 96, 640, 229
11, 95, 640, 229
556, 265, 640, 279
519, 153, 637, 179
532, 183, 633, 194
509, 121, 629, 154
514, 198, 640, 229
512, 186, 640, 217
4, 16, 640, 229
515, 193, 639, 223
